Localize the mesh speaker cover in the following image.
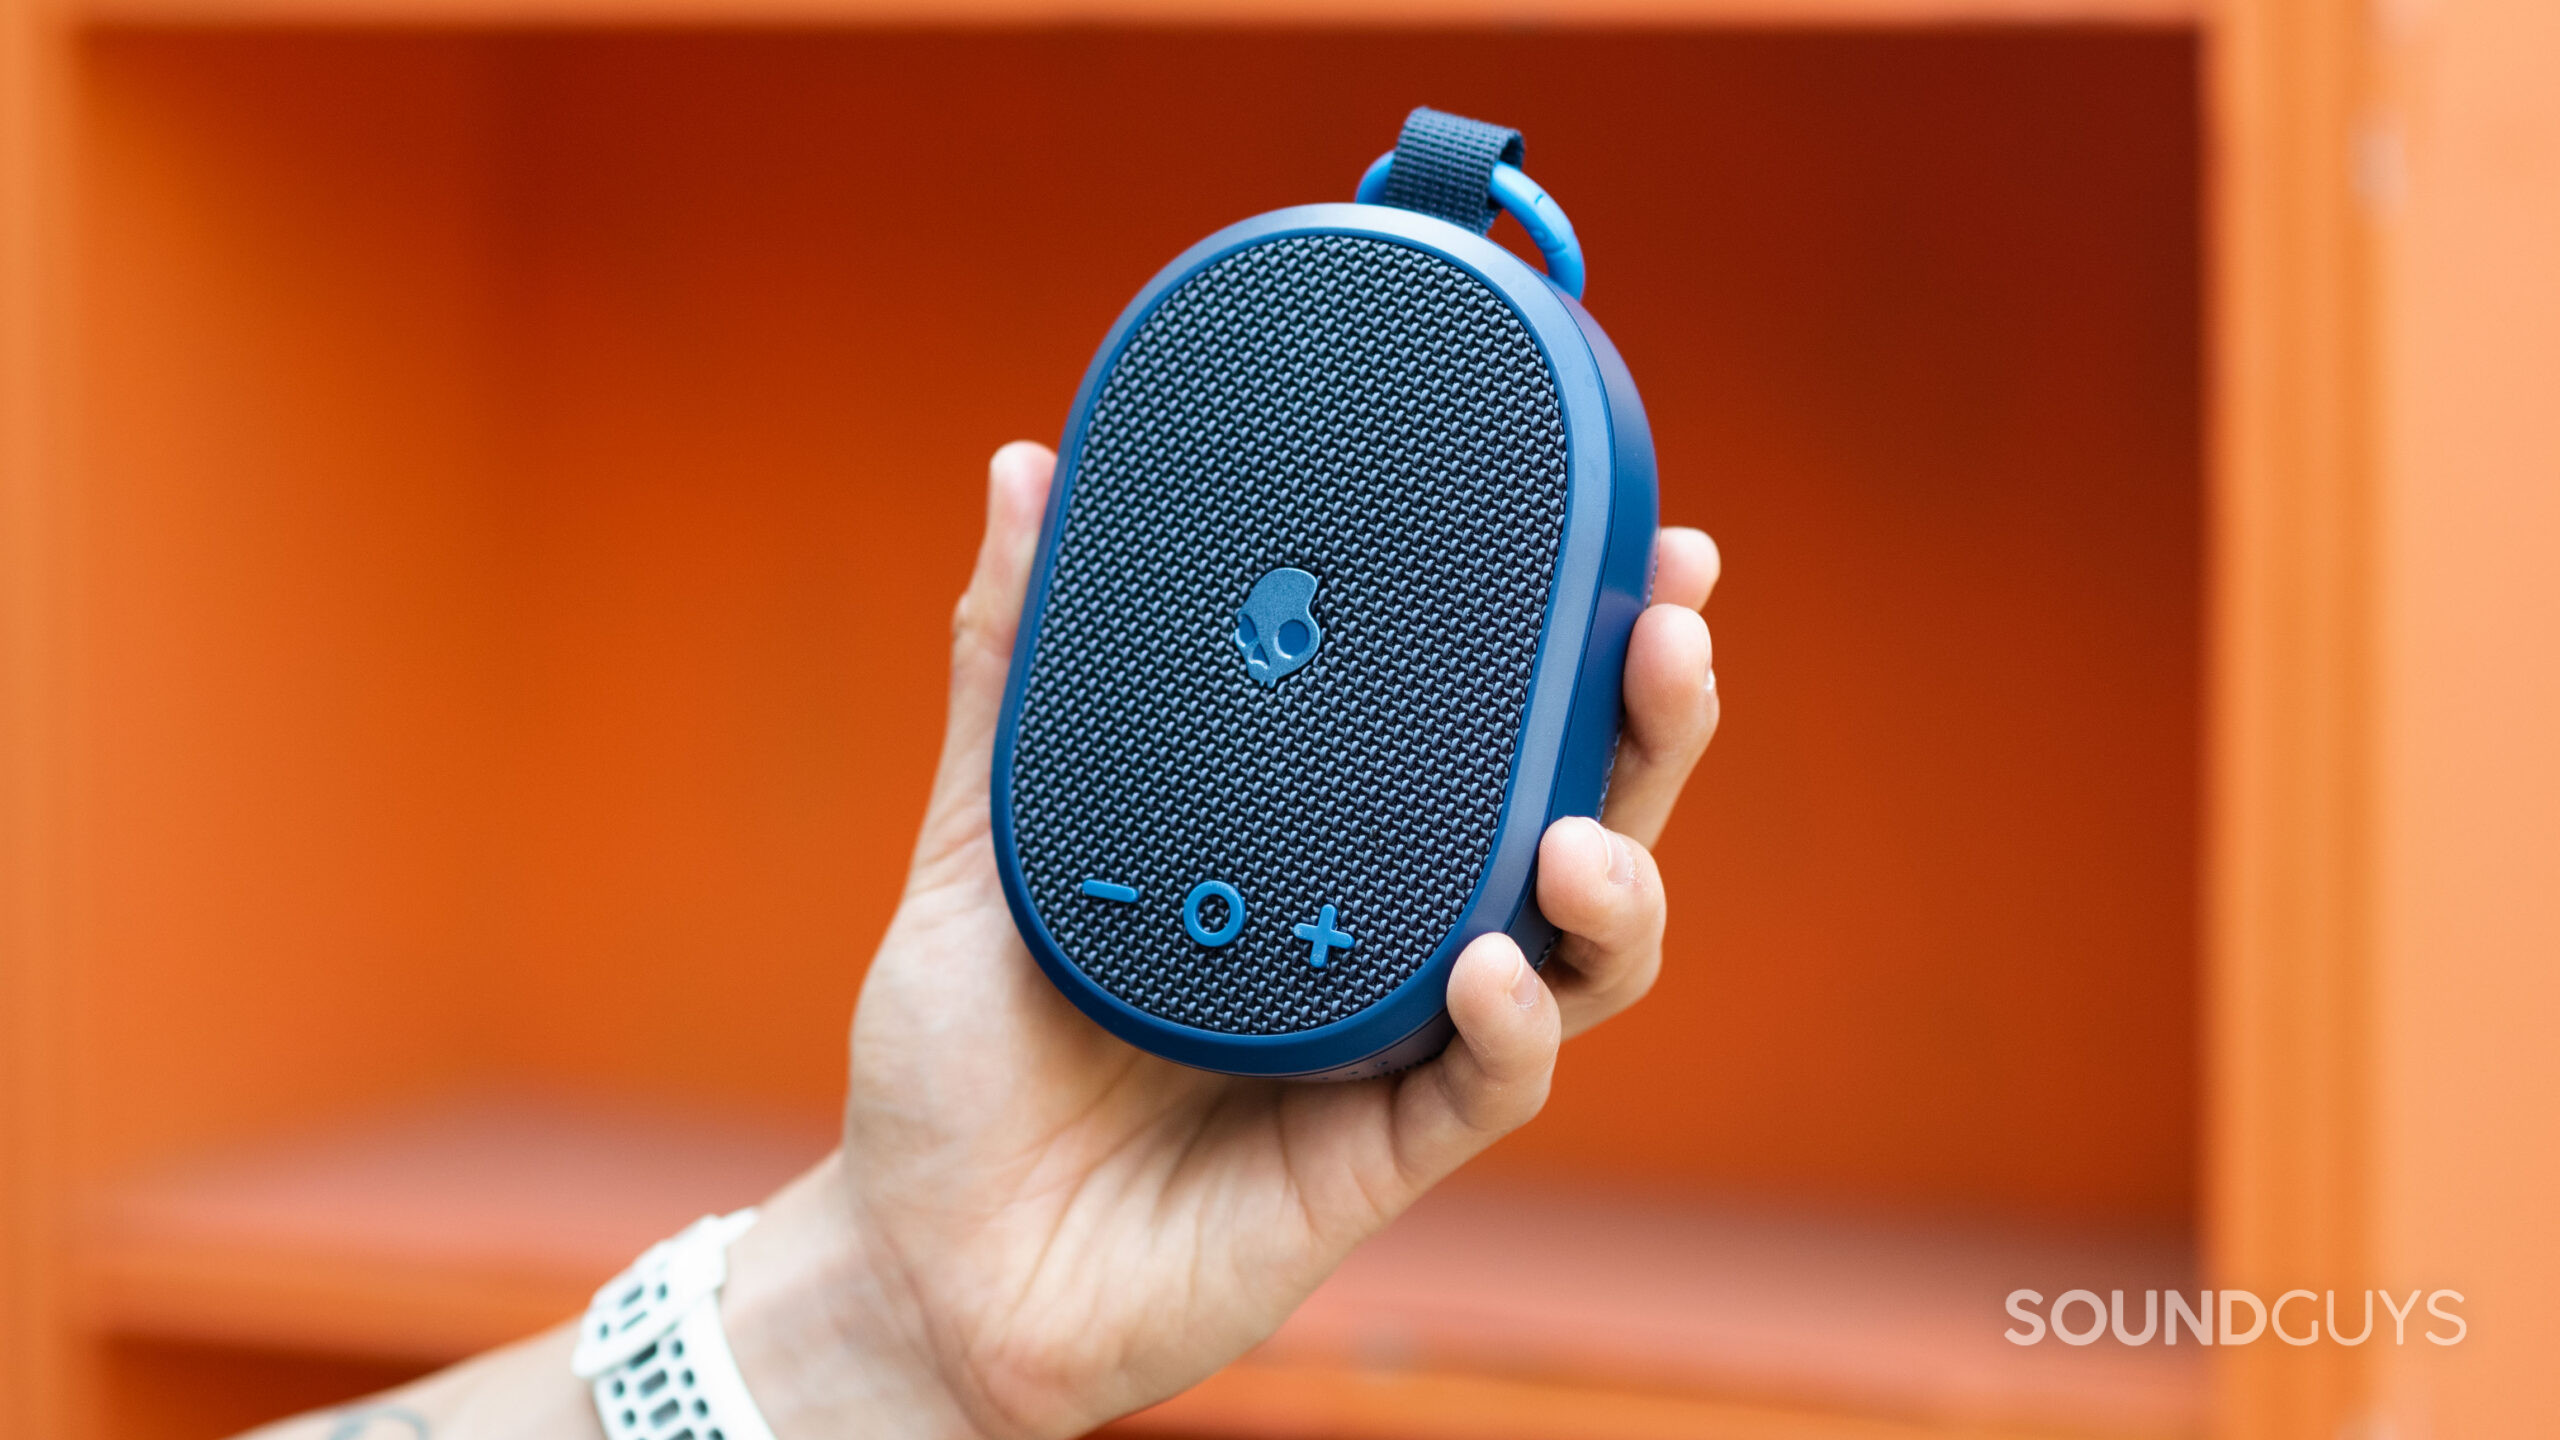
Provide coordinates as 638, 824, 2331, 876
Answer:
1006, 233, 1570, 1037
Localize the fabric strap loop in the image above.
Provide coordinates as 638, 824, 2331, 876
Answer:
1376, 107, 1525, 235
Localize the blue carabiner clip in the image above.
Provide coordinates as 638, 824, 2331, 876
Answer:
1355, 152, 1586, 300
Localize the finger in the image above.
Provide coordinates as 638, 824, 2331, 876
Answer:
913, 442, 1056, 875
1651, 526, 1721, 612
1383, 934, 1560, 1195
1600, 603, 1717, 847
951, 441, 1057, 676
1534, 817, 1666, 1038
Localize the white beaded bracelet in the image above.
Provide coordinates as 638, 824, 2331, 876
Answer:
571, 1210, 778, 1440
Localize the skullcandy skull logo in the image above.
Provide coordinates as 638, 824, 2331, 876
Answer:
1234, 567, 1324, 686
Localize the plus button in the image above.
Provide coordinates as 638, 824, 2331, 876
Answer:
1293, 905, 1356, 969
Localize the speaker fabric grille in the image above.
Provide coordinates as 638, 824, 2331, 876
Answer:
1008, 233, 1569, 1038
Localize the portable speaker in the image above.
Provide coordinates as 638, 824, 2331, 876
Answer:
992, 109, 1657, 1081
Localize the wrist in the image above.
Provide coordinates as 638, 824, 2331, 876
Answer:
719, 1152, 982, 1440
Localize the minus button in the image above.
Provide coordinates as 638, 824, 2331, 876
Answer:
1080, 879, 1139, 903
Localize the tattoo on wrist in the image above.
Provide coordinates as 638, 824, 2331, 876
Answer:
324, 1408, 430, 1440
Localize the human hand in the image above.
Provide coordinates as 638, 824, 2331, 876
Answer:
735, 441, 1721, 1440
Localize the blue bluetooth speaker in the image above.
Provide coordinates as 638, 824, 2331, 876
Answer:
991, 108, 1657, 1080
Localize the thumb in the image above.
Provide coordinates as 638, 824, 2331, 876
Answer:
909, 441, 1056, 883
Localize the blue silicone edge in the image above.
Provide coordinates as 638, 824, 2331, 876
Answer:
1549, 292, 1660, 827
990, 202, 1655, 1080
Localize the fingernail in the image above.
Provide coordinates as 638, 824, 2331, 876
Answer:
1605, 829, 1638, 886
1704, 667, 1718, 696
1508, 952, 1544, 1010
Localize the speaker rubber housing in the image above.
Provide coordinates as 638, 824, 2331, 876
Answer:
993, 202, 1657, 1080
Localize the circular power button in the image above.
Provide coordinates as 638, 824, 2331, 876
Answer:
1182, 880, 1247, 947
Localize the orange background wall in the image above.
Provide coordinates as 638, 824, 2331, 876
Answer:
73, 29, 2200, 1225
80, 33, 513, 1172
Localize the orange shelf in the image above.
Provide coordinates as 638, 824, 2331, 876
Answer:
69, 0, 2201, 31
79, 1096, 836, 1365
81, 1099, 2203, 1438
36, 25, 2218, 1439
1154, 1186, 2203, 1438
1121, 1365, 2144, 1440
